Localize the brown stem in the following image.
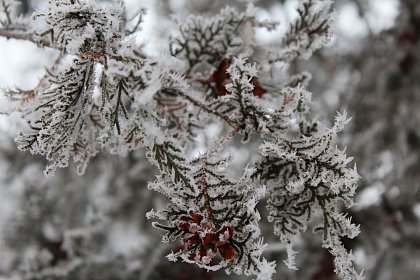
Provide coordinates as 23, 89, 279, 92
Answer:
0, 28, 146, 62
207, 126, 240, 157
0, 28, 50, 46
201, 162, 213, 220
162, 88, 237, 129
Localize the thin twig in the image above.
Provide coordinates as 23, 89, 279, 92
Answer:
126, 9, 146, 35
207, 126, 240, 157
0, 28, 50, 46
162, 88, 237, 129
1, 0, 12, 25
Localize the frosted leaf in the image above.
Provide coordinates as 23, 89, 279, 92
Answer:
15, 59, 98, 176
268, 0, 335, 63
256, 258, 276, 280
283, 243, 298, 270
33, 0, 123, 55
255, 106, 362, 276
170, 6, 245, 71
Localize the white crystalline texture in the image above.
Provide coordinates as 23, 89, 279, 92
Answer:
0, 0, 365, 279
32, 0, 123, 55
268, 0, 335, 63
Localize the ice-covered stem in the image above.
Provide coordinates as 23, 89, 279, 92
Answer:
0, 0, 46, 44
199, 159, 214, 220
0, 26, 50, 47
159, 87, 237, 129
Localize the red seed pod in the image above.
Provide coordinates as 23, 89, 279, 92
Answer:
212, 58, 267, 97
201, 232, 217, 245
216, 225, 234, 246
176, 219, 190, 232
183, 234, 200, 248
251, 77, 267, 97
212, 58, 231, 96
217, 225, 234, 237
188, 209, 203, 223
218, 243, 235, 260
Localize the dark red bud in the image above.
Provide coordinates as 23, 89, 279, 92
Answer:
217, 225, 234, 237
177, 220, 190, 232
201, 233, 217, 245
219, 243, 235, 260
212, 58, 231, 96
251, 78, 267, 97
183, 234, 200, 248
179, 215, 191, 222
188, 210, 203, 223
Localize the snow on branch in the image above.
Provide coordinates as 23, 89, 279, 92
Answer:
147, 152, 273, 278
32, 0, 123, 56
170, 6, 246, 74
255, 111, 362, 279
12, 59, 98, 176
1, 0, 363, 279
268, 0, 335, 63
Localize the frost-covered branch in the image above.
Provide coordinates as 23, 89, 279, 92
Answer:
268, 0, 335, 63
1, 0, 364, 279
0, 27, 49, 45
147, 153, 273, 277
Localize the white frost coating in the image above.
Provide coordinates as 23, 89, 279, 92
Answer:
325, 235, 366, 280
283, 243, 298, 270
256, 259, 276, 280
268, 0, 335, 63
32, 0, 123, 55
1, 0, 364, 279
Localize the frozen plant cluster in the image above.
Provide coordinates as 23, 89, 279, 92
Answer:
0, 0, 363, 279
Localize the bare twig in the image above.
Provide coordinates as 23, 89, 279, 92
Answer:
0, 28, 50, 46
161, 88, 237, 129
1, 0, 13, 25
126, 8, 146, 35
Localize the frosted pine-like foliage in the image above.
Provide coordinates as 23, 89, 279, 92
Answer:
1, 0, 363, 279
32, 0, 123, 55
